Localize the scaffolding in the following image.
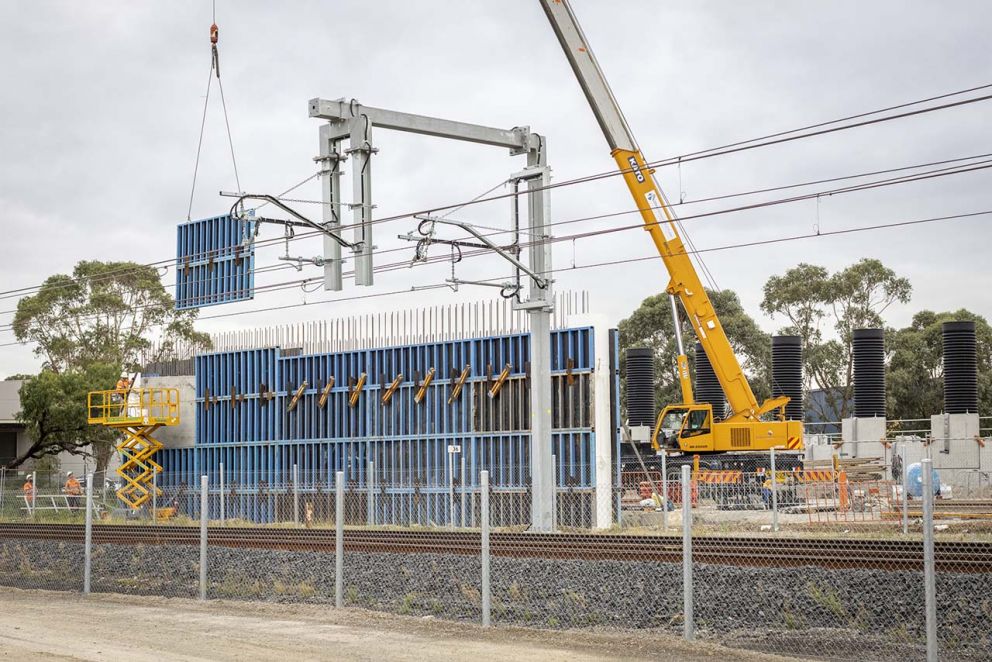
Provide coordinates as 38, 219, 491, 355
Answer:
87, 388, 179, 509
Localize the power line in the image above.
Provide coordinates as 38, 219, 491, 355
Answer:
2, 154, 989, 333
2, 82, 989, 303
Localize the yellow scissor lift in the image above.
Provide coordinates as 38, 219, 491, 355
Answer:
87, 388, 179, 509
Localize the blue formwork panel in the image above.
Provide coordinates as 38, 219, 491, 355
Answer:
162, 325, 613, 524
175, 214, 255, 310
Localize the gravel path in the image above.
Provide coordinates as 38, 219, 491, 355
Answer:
0, 588, 787, 662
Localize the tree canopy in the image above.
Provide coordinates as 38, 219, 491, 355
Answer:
7, 260, 210, 470
888, 309, 992, 421
13, 260, 208, 374
761, 258, 911, 420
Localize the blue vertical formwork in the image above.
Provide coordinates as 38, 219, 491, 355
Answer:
158, 326, 618, 526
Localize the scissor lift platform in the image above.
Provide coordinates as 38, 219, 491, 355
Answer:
87, 388, 179, 509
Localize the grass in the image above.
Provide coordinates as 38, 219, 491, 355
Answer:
806, 581, 848, 621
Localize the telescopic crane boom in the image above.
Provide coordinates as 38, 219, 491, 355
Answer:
540, 0, 802, 455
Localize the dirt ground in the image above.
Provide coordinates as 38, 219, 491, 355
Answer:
0, 588, 793, 662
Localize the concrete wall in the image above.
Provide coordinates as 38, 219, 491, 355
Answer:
143, 375, 196, 449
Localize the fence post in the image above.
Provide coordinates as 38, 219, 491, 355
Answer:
681, 464, 694, 641
151, 471, 158, 524
84, 473, 93, 594
661, 452, 668, 531
219, 462, 225, 526
551, 453, 557, 533
0, 467, 5, 515
921, 458, 937, 662
31, 470, 37, 519
460, 452, 467, 528
367, 460, 374, 526
770, 447, 779, 532
293, 464, 300, 527
448, 449, 455, 528
902, 443, 909, 535
481, 470, 491, 628
335, 470, 344, 608
199, 474, 208, 601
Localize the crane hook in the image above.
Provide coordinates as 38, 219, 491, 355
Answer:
210, 23, 220, 77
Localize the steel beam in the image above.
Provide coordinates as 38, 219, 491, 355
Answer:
310, 98, 536, 152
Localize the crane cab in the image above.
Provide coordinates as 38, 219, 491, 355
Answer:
653, 403, 717, 453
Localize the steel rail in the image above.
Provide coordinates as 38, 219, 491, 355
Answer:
2, 523, 990, 573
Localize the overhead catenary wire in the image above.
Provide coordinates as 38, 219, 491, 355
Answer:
0, 149, 989, 323
2, 204, 972, 344
3, 157, 988, 336
1, 82, 990, 304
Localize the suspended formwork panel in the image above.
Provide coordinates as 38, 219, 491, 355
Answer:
175, 214, 255, 310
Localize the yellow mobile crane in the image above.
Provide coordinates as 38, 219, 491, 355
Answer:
540, 0, 803, 461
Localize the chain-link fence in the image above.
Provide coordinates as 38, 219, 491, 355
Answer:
2, 460, 991, 660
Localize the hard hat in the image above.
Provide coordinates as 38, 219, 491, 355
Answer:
67, 471, 73, 476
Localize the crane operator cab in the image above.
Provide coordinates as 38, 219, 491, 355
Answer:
652, 403, 716, 453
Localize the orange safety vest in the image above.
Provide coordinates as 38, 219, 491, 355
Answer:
116, 378, 131, 391
22, 481, 34, 495
65, 478, 82, 496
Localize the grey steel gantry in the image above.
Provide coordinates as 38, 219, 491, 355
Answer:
308, 98, 557, 532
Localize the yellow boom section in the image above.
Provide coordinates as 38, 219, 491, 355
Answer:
612, 148, 765, 421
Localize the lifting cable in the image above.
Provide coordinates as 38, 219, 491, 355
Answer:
187, 0, 241, 220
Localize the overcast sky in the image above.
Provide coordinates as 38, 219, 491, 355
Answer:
1, 0, 990, 376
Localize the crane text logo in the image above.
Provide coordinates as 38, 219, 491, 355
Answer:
627, 156, 645, 183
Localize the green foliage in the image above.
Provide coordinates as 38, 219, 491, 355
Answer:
8, 260, 210, 470
8, 364, 119, 469
618, 288, 771, 414
888, 309, 992, 420
761, 258, 911, 420
13, 260, 210, 373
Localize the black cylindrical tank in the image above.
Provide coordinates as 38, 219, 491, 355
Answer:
943, 320, 978, 414
625, 348, 656, 426
694, 342, 725, 418
772, 335, 804, 420
853, 328, 886, 417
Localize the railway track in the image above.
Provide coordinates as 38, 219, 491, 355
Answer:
2, 523, 990, 573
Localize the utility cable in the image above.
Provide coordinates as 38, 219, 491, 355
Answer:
4, 158, 988, 335
1, 149, 989, 309
5, 83, 990, 301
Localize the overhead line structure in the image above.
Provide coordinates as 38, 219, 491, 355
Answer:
5, 206, 974, 339
1, 160, 990, 337
1, 84, 989, 303
1, 147, 988, 323
0, 206, 986, 350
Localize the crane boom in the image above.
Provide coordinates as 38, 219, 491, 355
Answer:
540, 0, 782, 421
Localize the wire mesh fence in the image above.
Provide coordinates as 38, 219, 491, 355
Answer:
1, 463, 992, 660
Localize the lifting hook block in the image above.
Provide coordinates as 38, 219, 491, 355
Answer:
448, 365, 471, 405
349, 373, 367, 408
318, 377, 335, 409
488, 363, 512, 399
414, 368, 435, 405
287, 381, 309, 412
204, 387, 212, 411
381, 373, 404, 405
565, 357, 576, 386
